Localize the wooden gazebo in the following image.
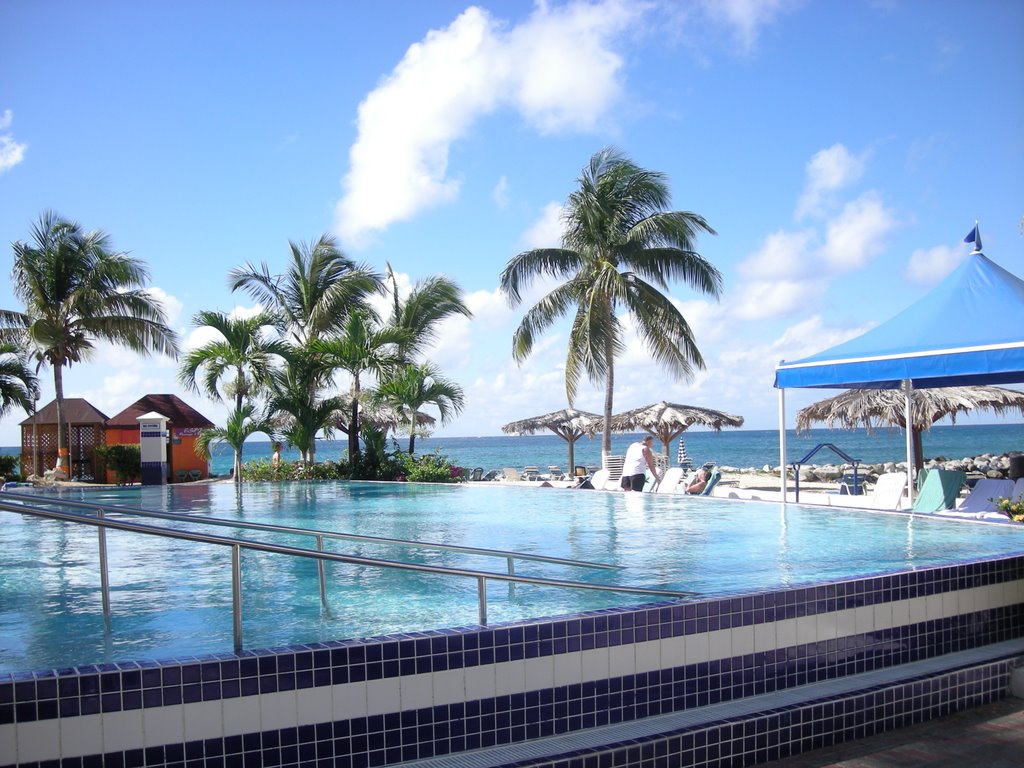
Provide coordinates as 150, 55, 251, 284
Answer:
20, 398, 110, 481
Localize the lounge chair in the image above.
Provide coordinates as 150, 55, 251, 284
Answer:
175, 469, 188, 483
911, 468, 966, 513
482, 469, 501, 481
860, 472, 908, 510
522, 466, 540, 481
700, 467, 721, 496
953, 478, 1015, 516
502, 467, 521, 482
470, 467, 484, 482
574, 465, 588, 479
188, 469, 201, 481
547, 465, 565, 480
589, 468, 612, 490
603, 455, 625, 483
654, 467, 684, 493
838, 471, 868, 496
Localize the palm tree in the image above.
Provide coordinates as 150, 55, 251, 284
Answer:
384, 265, 473, 361
178, 310, 287, 413
0, 341, 38, 418
309, 310, 408, 462
499, 148, 722, 456
373, 361, 465, 454
228, 234, 383, 346
195, 403, 277, 483
265, 349, 344, 463
5, 211, 180, 472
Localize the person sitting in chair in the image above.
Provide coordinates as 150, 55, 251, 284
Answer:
686, 468, 708, 494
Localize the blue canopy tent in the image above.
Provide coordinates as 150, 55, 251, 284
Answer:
773, 234, 1024, 503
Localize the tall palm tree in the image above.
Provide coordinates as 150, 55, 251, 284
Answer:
5, 211, 180, 472
194, 403, 276, 483
499, 148, 722, 456
310, 310, 408, 462
265, 349, 344, 464
0, 341, 38, 418
178, 310, 287, 413
384, 265, 473, 361
373, 361, 465, 454
228, 234, 383, 346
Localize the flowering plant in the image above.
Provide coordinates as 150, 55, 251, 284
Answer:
992, 495, 1024, 522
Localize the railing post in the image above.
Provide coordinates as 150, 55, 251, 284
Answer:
477, 576, 487, 626
316, 535, 327, 606
97, 510, 111, 626
232, 544, 243, 653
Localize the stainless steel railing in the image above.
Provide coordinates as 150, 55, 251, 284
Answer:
0, 494, 693, 653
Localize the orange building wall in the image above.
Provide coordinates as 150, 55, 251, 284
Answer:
103, 426, 208, 483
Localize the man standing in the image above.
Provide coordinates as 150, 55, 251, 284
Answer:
621, 435, 660, 492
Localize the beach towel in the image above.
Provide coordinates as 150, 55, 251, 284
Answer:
911, 468, 966, 513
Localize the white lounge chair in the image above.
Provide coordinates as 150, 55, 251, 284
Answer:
502, 467, 521, 482
954, 478, 1015, 516
603, 455, 625, 483
589, 468, 612, 490
654, 467, 684, 493
866, 472, 908, 510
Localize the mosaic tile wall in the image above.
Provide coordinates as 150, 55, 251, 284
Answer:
2, 555, 1022, 768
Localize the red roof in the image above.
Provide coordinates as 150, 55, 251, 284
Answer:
20, 398, 109, 426
105, 394, 215, 429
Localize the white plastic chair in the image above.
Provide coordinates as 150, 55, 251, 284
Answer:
867, 472, 908, 510
654, 467, 683, 493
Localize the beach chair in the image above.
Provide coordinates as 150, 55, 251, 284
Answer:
470, 467, 484, 482
547, 465, 565, 480
188, 469, 201, 481
954, 478, 1014, 515
603, 455, 625, 483
864, 472, 908, 509
574, 465, 588, 480
838, 471, 867, 496
911, 468, 966, 513
700, 467, 721, 496
589, 468, 613, 490
482, 469, 501, 481
654, 466, 684, 493
522, 466, 540, 481
175, 469, 188, 483
502, 467, 521, 482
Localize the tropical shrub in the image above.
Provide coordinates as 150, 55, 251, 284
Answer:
397, 450, 465, 483
95, 444, 141, 485
0, 454, 20, 481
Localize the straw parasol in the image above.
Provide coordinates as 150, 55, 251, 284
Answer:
607, 401, 745, 459
501, 407, 602, 471
795, 385, 1024, 471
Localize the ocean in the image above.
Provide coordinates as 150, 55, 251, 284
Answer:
4, 423, 1018, 478
197, 422, 1021, 477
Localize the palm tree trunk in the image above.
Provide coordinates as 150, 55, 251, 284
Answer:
602, 339, 615, 458
349, 377, 360, 462
408, 420, 416, 454
53, 365, 68, 473
233, 448, 243, 484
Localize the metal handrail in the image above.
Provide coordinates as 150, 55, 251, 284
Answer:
0, 490, 619, 575
0, 498, 694, 653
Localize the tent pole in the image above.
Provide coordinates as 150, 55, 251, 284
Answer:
778, 388, 788, 506
903, 379, 914, 506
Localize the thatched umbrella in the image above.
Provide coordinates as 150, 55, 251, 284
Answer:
501, 407, 602, 471
795, 385, 1024, 471
607, 401, 745, 459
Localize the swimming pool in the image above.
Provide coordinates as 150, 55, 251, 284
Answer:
2, 481, 1022, 675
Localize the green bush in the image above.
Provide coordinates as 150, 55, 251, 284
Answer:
94, 444, 141, 485
240, 459, 346, 482
0, 454, 21, 481
397, 450, 466, 483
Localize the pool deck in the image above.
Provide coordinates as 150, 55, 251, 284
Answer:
762, 694, 1024, 767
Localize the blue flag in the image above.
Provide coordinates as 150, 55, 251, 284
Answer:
963, 223, 982, 251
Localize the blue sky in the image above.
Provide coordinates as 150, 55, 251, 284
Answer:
1, 0, 1022, 447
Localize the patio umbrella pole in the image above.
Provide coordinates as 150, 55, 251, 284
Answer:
778, 388, 788, 506
903, 379, 914, 505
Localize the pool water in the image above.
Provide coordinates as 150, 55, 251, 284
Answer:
2, 482, 1023, 674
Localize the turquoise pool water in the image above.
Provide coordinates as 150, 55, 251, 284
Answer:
2, 482, 1023, 674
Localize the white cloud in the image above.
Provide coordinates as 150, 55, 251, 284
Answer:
0, 109, 27, 173
520, 202, 565, 249
696, 0, 797, 52
145, 286, 185, 327
904, 243, 965, 285
492, 175, 510, 208
334, 1, 642, 244
737, 229, 815, 279
731, 278, 824, 320
795, 143, 867, 221
817, 192, 898, 271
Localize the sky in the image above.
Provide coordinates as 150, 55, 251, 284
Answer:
1, 0, 1022, 447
